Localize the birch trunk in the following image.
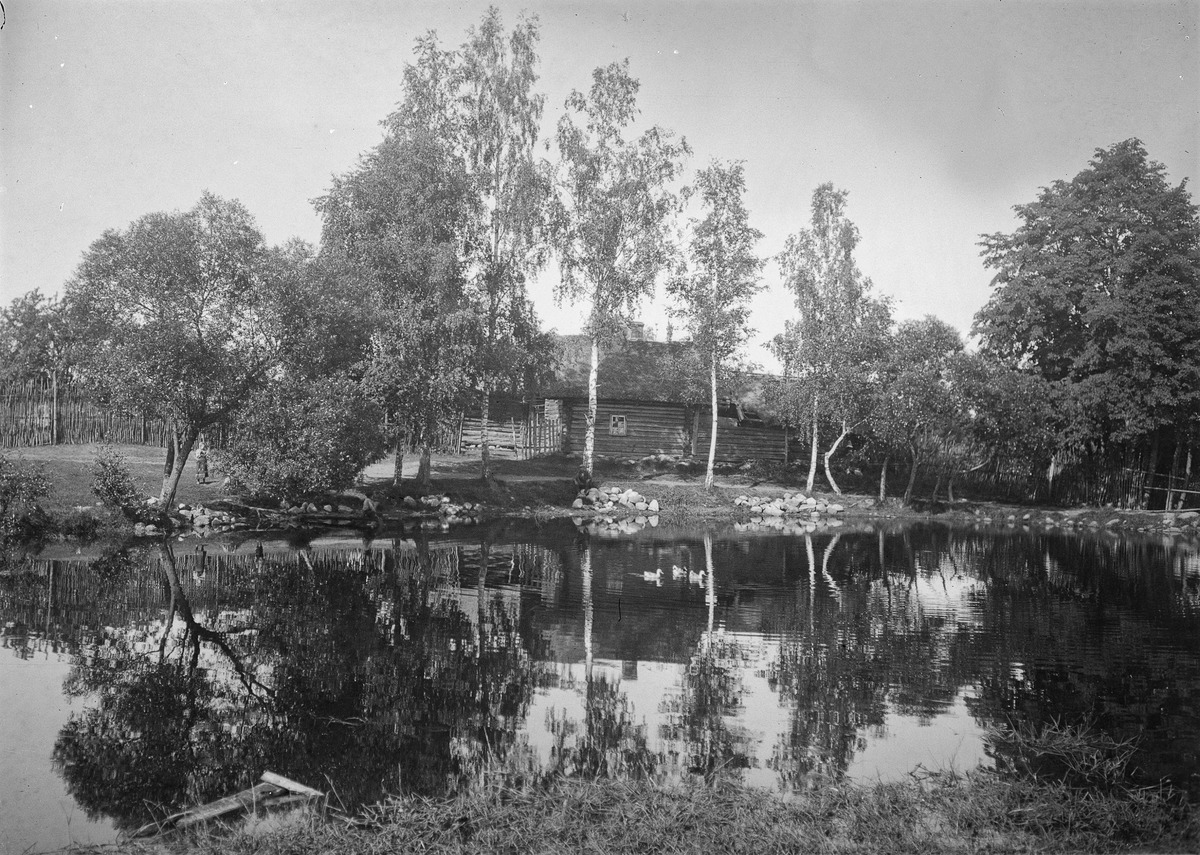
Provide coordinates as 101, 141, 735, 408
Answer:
822, 420, 850, 495
479, 388, 492, 480
705, 349, 718, 490
417, 444, 432, 489
806, 397, 819, 493
584, 336, 598, 476
392, 435, 405, 488
879, 453, 889, 502
903, 443, 920, 504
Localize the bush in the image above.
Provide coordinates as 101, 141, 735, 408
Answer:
0, 452, 52, 543
214, 374, 387, 503
91, 446, 144, 516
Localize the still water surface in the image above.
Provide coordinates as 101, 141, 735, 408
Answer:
2, 519, 1198, 852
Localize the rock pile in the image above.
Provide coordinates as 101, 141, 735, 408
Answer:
734, 493, 845, 519
574, 514, 661, 537
972, 507, 1200, 535
1163, 510, 1200, 534
572, 485, 661, 514
399, 494, 480, 525
167, 504, 242, 536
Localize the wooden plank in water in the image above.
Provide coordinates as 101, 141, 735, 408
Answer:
259, 771, 325, 798
175, 781, 288, 829
129, 781, 286, 838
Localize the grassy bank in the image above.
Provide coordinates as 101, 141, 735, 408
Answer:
5, 444, 1198, 543
109, 771, 1198, 855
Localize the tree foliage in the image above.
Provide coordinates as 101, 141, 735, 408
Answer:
0, 290, 74, 385
0, 452, 51, 543
64, 192, 287, 506
215, 374, 386, 502
554, 60, 690, 474
871, 317, 963, 503
459, 9, 555, 478
975, 139, 1200, 454
772, 184, 891, 492
668, 160, 764, 487
316, 10, 558, 487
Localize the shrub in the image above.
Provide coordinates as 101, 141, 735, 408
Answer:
91, 446, 144, 516
214, 374, 386, 503
0, 452, 52, 542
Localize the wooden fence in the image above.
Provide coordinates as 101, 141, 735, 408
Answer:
1, 382, 168, 449
956, 461, 1200, 510
457, 417, 563, 459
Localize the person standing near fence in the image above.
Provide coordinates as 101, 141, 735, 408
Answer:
195, 441, 209, 484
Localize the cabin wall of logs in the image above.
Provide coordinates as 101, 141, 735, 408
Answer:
556, 397, 788, 464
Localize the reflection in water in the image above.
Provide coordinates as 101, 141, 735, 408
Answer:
1, 521, 1197, 833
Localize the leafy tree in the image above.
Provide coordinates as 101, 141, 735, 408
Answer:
90, 447, 145, 518
316, 11, 556, 487
316, 66, 478, 488
773, 184, 889, 493
272, 242, 377, 380
362, 293, 481, 488
554, 60, 690, 476
214, 374, 385, 502
65, 193, 288, 507
0, 290, 73, 385
975, 139, 1200, 468
0, 453, 51, 543
668, 161, 764, 488
459, 8, 556, 480
872, 317, 962, 503
936, 353, 1058, 501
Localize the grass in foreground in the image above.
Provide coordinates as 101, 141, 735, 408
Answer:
98, 770, 1197, 855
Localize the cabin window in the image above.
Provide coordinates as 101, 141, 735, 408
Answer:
609, 415, 627, 436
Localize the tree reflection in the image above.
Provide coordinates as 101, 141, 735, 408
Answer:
51, 538, 548, 830
11, 521, 1197, 819
549, 539, 657, 779
666, 534, 748, 781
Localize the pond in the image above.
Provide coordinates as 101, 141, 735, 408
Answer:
2, 519, 1198, 851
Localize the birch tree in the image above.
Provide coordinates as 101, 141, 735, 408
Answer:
668, 161, 764, 488
774, 184, 881, 492
554, 61, 689, 476
459, 9, 555, 481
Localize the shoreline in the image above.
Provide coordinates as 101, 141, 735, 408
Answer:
3, 443, 1198, 548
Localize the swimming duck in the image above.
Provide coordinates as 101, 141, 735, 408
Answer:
641, 568, 663, 582
671, 564, 687, 579
688, 568, 707, 584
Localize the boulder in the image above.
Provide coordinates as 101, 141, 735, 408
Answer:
647, 499, 660, 513
572, 498, 584, 509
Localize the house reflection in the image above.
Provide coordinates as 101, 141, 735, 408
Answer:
2, 519, 1197, 831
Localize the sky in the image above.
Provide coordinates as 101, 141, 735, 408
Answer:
2, 0, 1197, 368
